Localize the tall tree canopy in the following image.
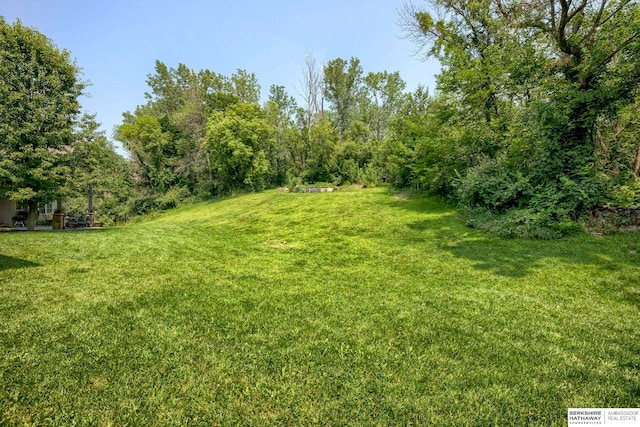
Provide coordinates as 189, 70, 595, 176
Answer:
322, 57, 364, 139
67, 114, 131, 224
0, 18, 84, 230
116, 58, 409, 200
204, 102, 276, 193
400, 0, 640, 236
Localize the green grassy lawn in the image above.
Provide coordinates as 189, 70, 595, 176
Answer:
1, 187, 639, 425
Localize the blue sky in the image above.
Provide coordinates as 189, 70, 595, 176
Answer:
1, 0, 440, 147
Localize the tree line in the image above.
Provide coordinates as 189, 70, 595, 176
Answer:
1, 2, 639, 237
114, 56, 408, 201
397, 0, 640, 237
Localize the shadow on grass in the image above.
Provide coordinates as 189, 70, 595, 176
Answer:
386, 191, 640, 280
437, 236, 561, 278
0, 254, 41, 271
434, 229, 640, 280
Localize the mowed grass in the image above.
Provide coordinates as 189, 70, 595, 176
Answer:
1, 188, 639, 425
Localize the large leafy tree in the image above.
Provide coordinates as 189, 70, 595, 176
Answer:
0, 18, 84, 230
68, 114, 131, 223
323, 57, 364, 139
362, 71, 407, 141
229, 69, 261, 104
401, 0, 640, 233
403, 0, 640, 159
498, 0, 640, 180
264, 85, 301, 180
141, 61, 222, 193
204, 103, 276, 194
116, 114, 174, 193
117, 61, 264, 197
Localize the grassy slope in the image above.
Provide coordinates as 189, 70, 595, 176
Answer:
1, 188, 639, 425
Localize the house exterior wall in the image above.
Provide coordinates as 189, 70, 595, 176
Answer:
0, 199, 17, 227
0, 200, 59, 227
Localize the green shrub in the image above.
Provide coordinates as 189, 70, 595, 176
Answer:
455, 158, 603, 238
338, 158, 361, 185
460, 207, 581, 239
528, 172, 605, 220
609, 179, 640, 207
456, 157, 531, 212
128, 195, 160, 216
158, 187, 191, 210
361, 164, 380, 188
287, 176, 304, 192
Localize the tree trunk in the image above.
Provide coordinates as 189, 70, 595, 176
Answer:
634, 143, 640, 177
88, 184, 94, 213
26, 206, 38, 231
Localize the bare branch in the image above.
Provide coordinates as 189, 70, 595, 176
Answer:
399, 2, 439, 57
557, 0, 574, 54
399, 1, 459, 58
590, 32, 640, 74
580, 0, 608, 45
598, 0, 634, 28
567, 0, 588, 22
297, 52, 324, 130
495, 0, 512, 21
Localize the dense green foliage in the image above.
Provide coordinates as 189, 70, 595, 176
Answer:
111, 0, 639, 236
400, 0, 640, 236
3, 4, 639, 234
66, 114, 134, 225
2, 189, 639, 424
113, 58, 410, 206
0, 18, 84, 229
